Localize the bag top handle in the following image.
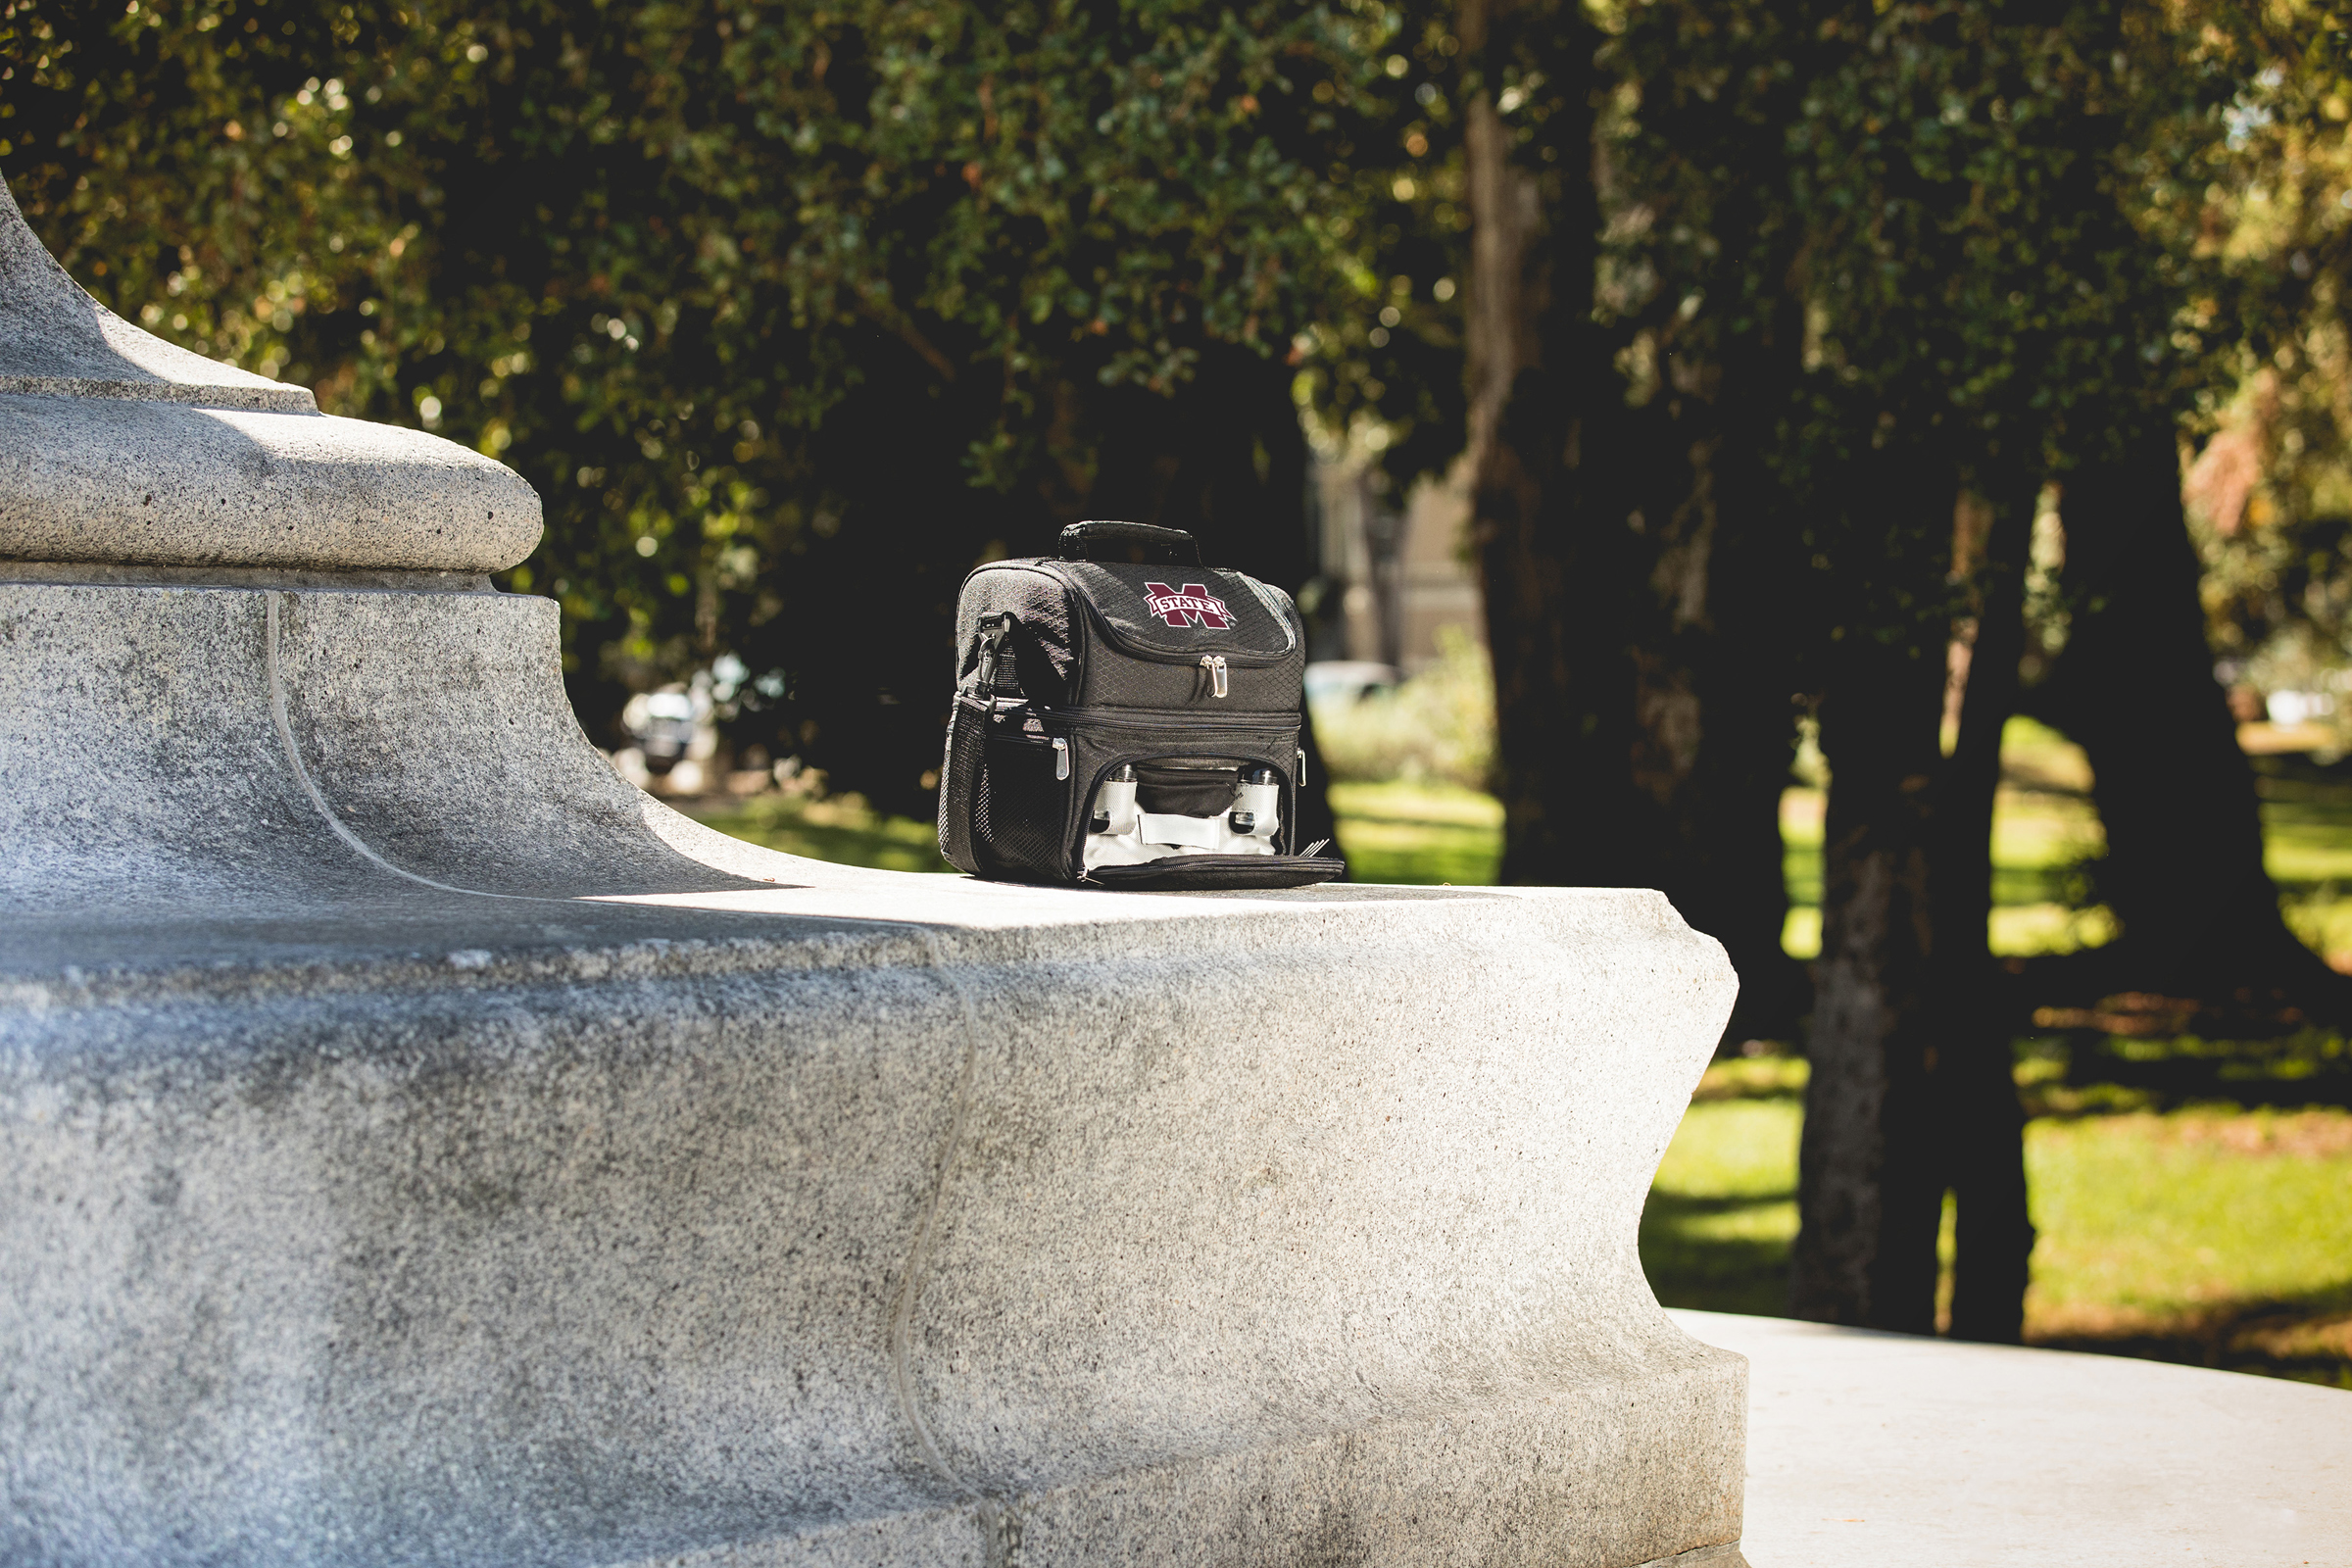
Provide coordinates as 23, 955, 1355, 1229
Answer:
1056, 519, 1201, 566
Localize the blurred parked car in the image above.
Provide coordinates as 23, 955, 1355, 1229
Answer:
625, 689, 701, 776
2266, 689, 2337, 726
1304, 660, 1401, 706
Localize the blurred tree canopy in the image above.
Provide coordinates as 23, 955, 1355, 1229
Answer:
5, 0, 2343, 811
2185, 24, 2352, 698
0, 0, 1418, 811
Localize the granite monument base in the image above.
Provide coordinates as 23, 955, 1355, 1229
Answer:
1, 577, 1747, 1567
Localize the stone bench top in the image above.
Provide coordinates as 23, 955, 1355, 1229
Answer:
1673, 1309, 2352, 1566
3, 842, 1614, 1002
0, 576, 1701, 1006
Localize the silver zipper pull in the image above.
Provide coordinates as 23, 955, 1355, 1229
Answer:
1052, 736, 1070, 780
1200, 654, 1227, 698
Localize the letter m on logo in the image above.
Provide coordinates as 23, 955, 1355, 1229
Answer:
1143, 581, 1233, 630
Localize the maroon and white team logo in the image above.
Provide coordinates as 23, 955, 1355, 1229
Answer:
1143, 581, 1233, 630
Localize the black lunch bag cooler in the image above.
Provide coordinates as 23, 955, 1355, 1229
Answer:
937, 521, 1345, 890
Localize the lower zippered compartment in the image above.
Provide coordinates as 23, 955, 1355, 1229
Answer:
941, 696, 1319, 884
1062, 720, 1307, 882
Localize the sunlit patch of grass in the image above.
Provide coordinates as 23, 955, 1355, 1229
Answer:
1691, 1054, 1808, 1101
1641, 1093, 1803, 1318
1989, 786, 2104, 897
1780, 787, 1822, 906
1999, 716, 2095, 792
1325, 780, 1506, 827
1780, 906, 1821, 961
2263, 797, 2352, 886
1326, 780, 1503, 885
1989, 903, 2118, 956
2028, 1114, 2352, 1317
1642, 1058, 2352, 1386
2025, 1108, 2352, 1386
2285, 899, 2352, 969
1781, 787, 1825, 957
1976, 723, 2109, 959
2259, 768, 2352, 967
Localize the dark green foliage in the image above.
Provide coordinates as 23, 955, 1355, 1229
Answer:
2, 0, 1407, 809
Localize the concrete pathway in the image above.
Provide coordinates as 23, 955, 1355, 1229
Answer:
1671, 1309, 2352, 1567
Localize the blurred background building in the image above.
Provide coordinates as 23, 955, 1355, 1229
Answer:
1304, 456, 1483, 682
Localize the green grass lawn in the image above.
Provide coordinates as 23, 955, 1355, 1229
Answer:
688, 731, 2352, 1386
1640, 1068, 1804, 1321
1326, 780, 1504, 885
1641, 1057, 2352, 1388
2024, 1108, 2352, 1382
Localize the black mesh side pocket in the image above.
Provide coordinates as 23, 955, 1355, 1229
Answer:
938, 698, 988, 874
973, 728, 1071, 880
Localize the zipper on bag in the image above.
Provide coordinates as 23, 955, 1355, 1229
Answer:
973, 612, 1015, 694
1049, 705, 1298, 734
1198, 655, 1229, 699
985, 699, 1291, 758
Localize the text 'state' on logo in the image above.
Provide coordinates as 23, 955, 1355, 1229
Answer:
1143, 581, 1233, 630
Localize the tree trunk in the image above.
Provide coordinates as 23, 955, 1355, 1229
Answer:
1463, 1, 1641, 890
1790, 456, 1957, 1331
1629, 284, 1815, 1042
2026, 418, 2352, 1019
1791, 670, 1948, 1320
1932, 483, 2037, 1344
1792, 466, 2042, 1336
1463, 5, 1803, 1041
